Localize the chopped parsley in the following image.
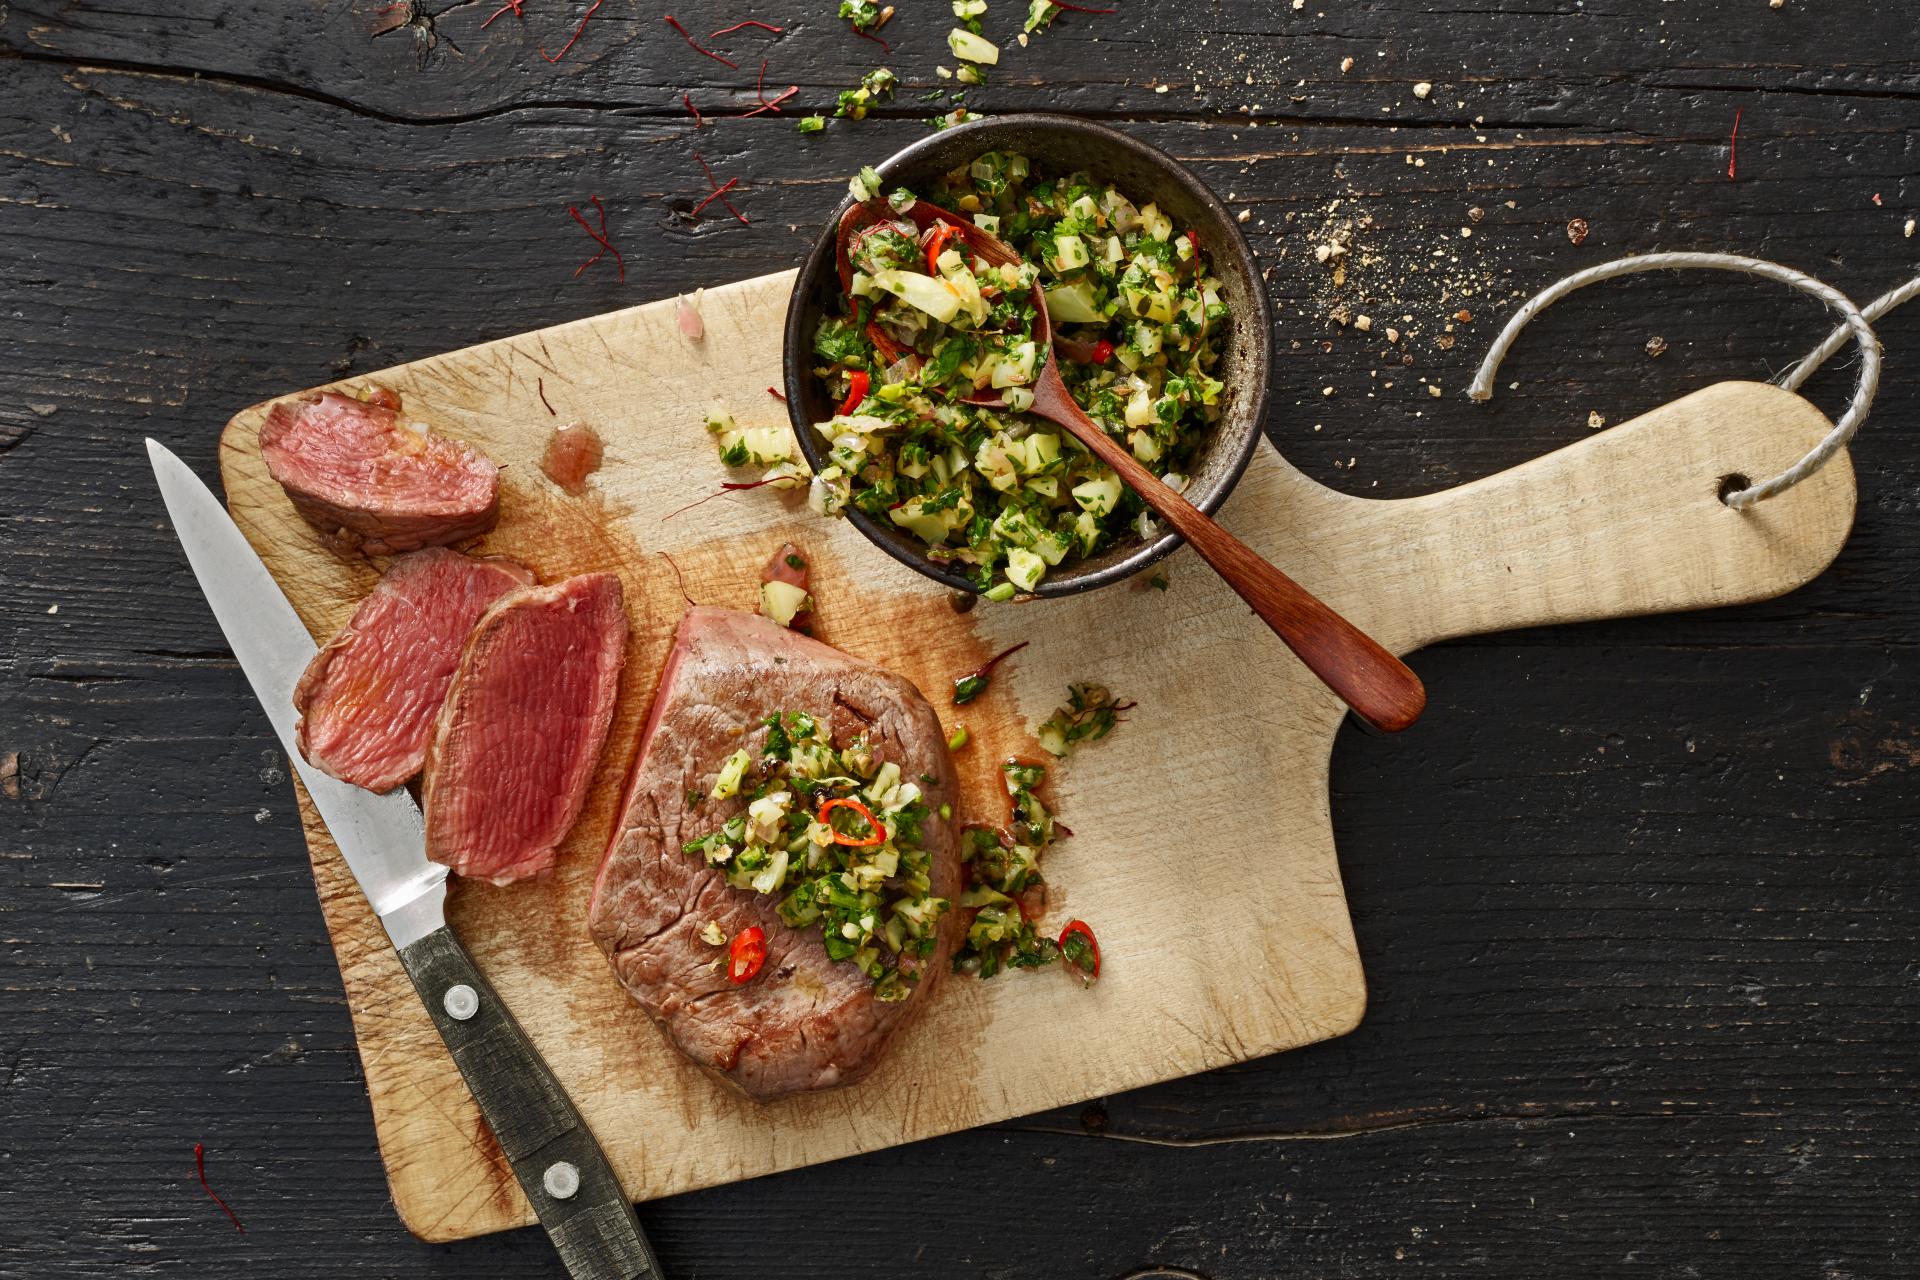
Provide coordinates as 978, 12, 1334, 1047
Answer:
1036, 682, 1132, 757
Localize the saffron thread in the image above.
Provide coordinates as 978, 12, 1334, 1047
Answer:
537, 377, 556, 416
692, 152, 751, 224
567, 195, 625, 281
683, 92, 705, 127
663, 478, 784, 521
741, 84, 798, 117
194, 1143, 245, 1234
1049, 0, 1118, 11
665, 15, 738, 67
480, 0, 525, 29
540, 0, 603, 62
767, 386, 787, 401
1726, 107, 1742, 181
691, 177, 740, 216
853, 26, 890, 53
710, 19, 784, 37
657, 552, 698, 607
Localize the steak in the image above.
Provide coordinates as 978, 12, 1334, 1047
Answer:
587, 606, 962, 1101
294, 549, 533, 792
258, 389, 500, 555
422, 572, 628, 885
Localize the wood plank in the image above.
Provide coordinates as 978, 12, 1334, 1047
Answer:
6, 2, 1918, 1274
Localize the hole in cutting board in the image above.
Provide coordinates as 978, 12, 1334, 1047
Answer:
1716, 472, 1752, 506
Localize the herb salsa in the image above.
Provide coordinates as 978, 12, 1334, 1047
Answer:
807, 154, 1229, 596
682, 711, 949, 1002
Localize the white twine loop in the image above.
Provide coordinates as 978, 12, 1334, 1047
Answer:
1468, 252, 1915, 509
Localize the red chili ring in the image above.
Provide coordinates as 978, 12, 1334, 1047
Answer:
1057, 919, 1100, 979
818, 796, 887, 847
729, 925, 767, 984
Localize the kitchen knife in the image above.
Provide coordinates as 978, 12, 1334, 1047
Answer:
146, 439, 662, 1280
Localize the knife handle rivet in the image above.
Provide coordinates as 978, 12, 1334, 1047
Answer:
443, 984, 480, 1021
543, 1161, 581, 1201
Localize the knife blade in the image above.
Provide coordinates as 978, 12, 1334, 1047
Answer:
145, 440, 449, 945
147, 439, 663, 1280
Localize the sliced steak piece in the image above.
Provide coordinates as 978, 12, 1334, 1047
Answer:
294, 549, 534, 792
422, 572, 628, 885
587, 606, 962, 1101
258, 390, 500, 555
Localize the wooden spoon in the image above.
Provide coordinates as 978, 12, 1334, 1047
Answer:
838, 200, 1427, 733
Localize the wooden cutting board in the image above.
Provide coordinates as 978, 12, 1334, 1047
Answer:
218, 271, 1854, 1243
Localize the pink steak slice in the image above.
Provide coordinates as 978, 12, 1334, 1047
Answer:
293, 548, 534, 793
423, 572, 629, 885
258, 390, 500, 555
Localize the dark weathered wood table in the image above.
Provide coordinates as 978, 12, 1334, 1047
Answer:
4, 2, 1916, 1275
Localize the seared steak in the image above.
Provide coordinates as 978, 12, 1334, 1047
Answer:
259, 390, 500, 555
294, 548, 533, 792
587, 606, 962, 1101
422, 572, 628, 884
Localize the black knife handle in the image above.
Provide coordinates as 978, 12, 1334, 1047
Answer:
396, 926, 663, 1280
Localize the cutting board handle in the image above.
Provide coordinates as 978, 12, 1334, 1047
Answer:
1371, 381, 1856, 653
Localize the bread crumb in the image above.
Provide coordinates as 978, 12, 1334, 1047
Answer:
1906, 219, 1916, 238
1236, 208, 1251, 223
1427, 384, 1442, 398
1340, 56, 1354, 73
1587, 410, 1606, 430
1384, 327, 1400, 343
1412, 81, 1432, 99
1566, 217, 1590, 246
1645, 335, 1668, 358
1322, 386, 1335, 397
1354, 314, 1373, 332
1154, 84, 1170, 94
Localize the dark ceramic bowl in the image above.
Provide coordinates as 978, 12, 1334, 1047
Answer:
782, 114, 1271, 596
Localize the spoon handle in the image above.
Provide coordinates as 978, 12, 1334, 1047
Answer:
1045, 396, 1426, 732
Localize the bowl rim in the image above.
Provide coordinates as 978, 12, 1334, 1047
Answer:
781, 112, 1271, 597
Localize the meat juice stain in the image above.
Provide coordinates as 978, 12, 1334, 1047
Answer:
540, 421, 604, 494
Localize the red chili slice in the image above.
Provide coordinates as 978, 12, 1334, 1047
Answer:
729, 925, 767, 984
818, 796, 886, 847
924, 224, 958, 275
838, 369, 870, 416
1058, 919, 1100, 981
